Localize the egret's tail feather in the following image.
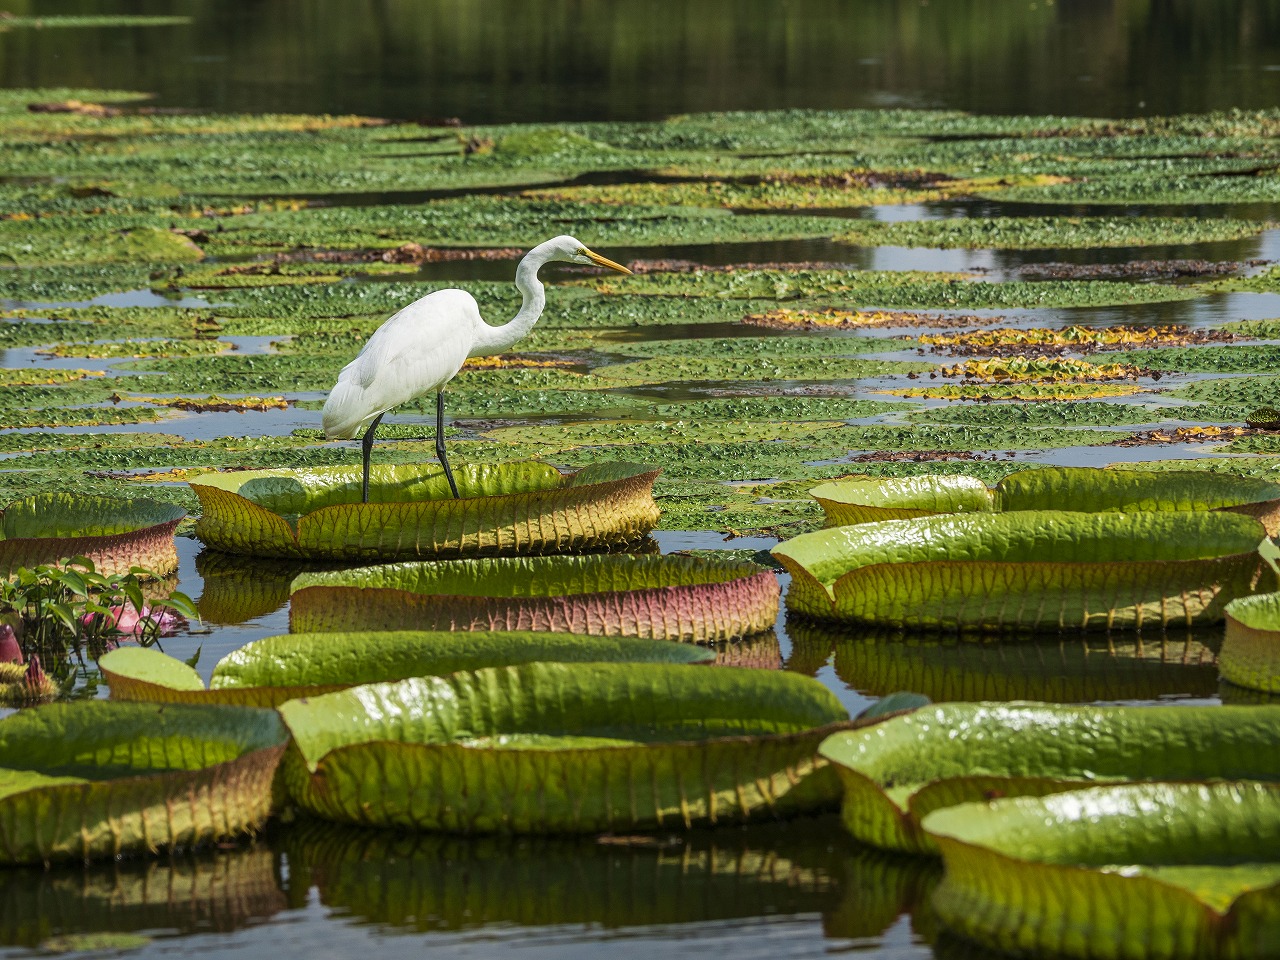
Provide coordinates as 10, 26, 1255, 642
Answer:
322, 381, 376, 439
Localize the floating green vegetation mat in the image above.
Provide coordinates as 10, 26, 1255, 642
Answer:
101, 631, 712, 708
0, 16, 192, 29
809, 466, 1280, 531
3, 95, 1280, 536
279, 661, 851, 833
0, 700, 287, 864
835, 216, 1267, 250
1221, 592, 1280, 694
817, 702, 1280, 855
788, 621, 1220, 704
0, 493, 183, 577
908, 401, 1166, 427
578, 268, 1195, 310
925, 783, 1280, 960
191, 461, 659, 560
288, 554, 779, 643
774, 510, 1275, 631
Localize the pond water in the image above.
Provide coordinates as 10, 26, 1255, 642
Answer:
1, 3, 1275, 958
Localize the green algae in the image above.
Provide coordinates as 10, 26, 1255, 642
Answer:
0, 224, 204, 266
836, 217, 1267, 250
592, 355, 932, 383
1112, 347, 1280, 374
582, 269, 1195, 310
652, 397, 911, 421
909, 402, 1169, 427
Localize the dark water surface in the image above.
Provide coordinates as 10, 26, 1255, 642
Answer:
3, 0, 1280, 121
0, 4, 1274, 958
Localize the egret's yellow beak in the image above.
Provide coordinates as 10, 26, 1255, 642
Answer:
582, 248, 632, 275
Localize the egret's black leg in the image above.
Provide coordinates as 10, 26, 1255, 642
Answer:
437, 391, 460, 499
360, 413, 384, 504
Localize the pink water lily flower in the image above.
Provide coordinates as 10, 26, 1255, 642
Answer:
0, 624, 21, 665
84, 603, 184, 638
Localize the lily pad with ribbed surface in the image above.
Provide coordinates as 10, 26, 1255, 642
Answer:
1222, 592, 1280, 693
813, 467, 1280, 535
0, 494, 184, 577
279, 661, 851, 833
0, 701, 287, 864
774, 510, 1273, 631
787, 621, 1219, 703
101, 632, 714, 708
818, 702, 1280, 855
289, 554, 778, 643
925, 782, 1280, 960
190, 461, 660, 560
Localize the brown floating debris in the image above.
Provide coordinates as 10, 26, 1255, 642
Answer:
1014, 259, 1261, 281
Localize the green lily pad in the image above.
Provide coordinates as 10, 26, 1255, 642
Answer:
0, 494, 185, 577
774, 510, 1274, 631
190, 461, 659, 560
289, 554, 778, 643
279, 662, 851, 833
788, 621, 1220, 703
1222, 592, 1280, 694
924, 783, 1280, 960
818, 702, 1280, 855
0, 701, 287, 864
811, 467, 1280, 533
101, 631, 713, 708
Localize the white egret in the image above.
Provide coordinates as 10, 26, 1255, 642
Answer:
322, 235, 632, 502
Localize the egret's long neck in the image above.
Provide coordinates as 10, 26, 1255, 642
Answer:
469, 247, 550, 356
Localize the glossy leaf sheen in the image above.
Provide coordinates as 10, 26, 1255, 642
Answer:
280, 662, 851, 833
925, 783, 1280, 960
774, 510, 1272, 630
818, 702, 1280, 855
101, 632, 713, 708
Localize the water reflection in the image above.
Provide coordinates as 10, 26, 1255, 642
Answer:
787, 620, 1222, 705
0, 842, 286, 950
281, 814, 933, 949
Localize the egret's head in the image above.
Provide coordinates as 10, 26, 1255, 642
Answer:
549, 234, 632, 274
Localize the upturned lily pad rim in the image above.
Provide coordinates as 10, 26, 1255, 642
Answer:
1, 493, 186, 540
810, 466, 1280, 524
280, 661, 854, 772
922, 782, 1280, 958
100, 631, 716, 707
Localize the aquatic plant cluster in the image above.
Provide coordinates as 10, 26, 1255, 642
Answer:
6, 89, 1280, 957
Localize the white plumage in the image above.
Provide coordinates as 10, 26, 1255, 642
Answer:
321, 235, 631, 501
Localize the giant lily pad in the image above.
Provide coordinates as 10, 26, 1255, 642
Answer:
288, 555, 778, 643
811, 467, 1280, 535
924, 782, 1280, 960
1222, 592, 1280, 694
773, 510, 1274, 631
279, 661, 851, 833
0, 701, 287, 864
788, 621, 1220, 703
189, 461, 660, 561
100, 631, 714, 708
0, 494, 184, 577
818, 702, 1280, 855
